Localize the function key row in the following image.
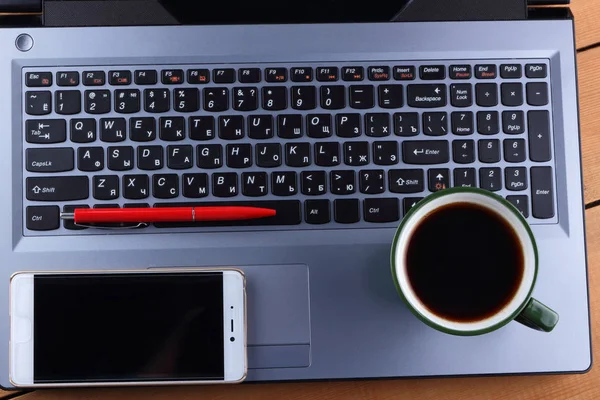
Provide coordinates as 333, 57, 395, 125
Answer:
25, 63, 548, 87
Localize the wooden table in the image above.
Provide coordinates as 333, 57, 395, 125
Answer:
4, 2, 599, 399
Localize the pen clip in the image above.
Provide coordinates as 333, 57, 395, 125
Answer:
73, 222, 148, 230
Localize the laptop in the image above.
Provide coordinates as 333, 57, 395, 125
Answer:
0, 0, 590, 388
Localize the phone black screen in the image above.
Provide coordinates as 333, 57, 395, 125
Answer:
33, 272, 224, 383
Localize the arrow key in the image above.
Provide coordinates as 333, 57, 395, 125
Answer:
389, 169, 424, 193
428, 168, 449, 192
330, 170, 356, 195
403, 197, 424, 215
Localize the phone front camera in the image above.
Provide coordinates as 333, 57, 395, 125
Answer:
230, 337, 235, 342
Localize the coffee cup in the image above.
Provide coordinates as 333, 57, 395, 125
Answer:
391, 187, 558, 336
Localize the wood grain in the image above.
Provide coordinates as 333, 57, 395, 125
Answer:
569, 0, 600, 49
579, 47, 600, 204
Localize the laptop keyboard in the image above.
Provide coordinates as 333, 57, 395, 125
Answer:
22, 60, 556, 235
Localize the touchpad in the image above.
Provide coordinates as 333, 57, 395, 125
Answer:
242, 264, 310, 369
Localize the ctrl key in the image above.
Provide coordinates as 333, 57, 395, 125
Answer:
26, 206, 59, 231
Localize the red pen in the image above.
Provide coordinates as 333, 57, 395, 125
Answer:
60, 206, 277, 224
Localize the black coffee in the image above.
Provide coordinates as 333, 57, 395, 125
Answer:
406, 203, 524, 323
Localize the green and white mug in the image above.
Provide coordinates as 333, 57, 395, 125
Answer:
391, 187, 559, 336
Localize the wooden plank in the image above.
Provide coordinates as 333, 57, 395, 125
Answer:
570, 0, 600, 49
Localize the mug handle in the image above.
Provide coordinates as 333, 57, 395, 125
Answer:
515, 298, 559, 332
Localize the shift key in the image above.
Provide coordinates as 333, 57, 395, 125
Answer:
531, 167, 554, 219
403, 141, 449, 164
26, 176, 89, 201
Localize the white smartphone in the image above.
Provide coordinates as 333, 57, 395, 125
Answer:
9, 269, 246, 388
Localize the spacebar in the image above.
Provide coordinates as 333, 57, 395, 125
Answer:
154, 201, 301, 228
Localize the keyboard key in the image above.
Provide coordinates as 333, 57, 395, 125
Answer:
167, 145, 194, 169
526, 64, 547, 78
407, 84, 446, 108
402, 140, 449, 165
504, 139, 526, 163
196, 144, 223, 169
204, 88, 229, 112
373, 141, 398, 165
26, 119, 66, 144
501, 83, 523, 106
394, 112, 419, 137
123, 174, 150, 200
454, 168, 476, 188
160, 117, 185, 141
334, 199, 360, 223
109, 70, 131, 85
420, 65, 445, 80
241, 172, 267, 197
100, 118, 126, 142
452, 140, 475, 164
305, 200, 330, 224
130, 117, 156, 142
388, 169, 424, 193
428, 168, 449, 192
502, 111, 525, 134
479, 139, 500, 163
301, 171, 326, 195
188, 69, 210, 84
213, 68, 235, 84
475, 83, 498, 107
248, 115, 274, 139
500, 64, 522, 79
161, 69, 184, 84
315, 142, 340, 166
26, 148, 74, 173
263, 87, 287, 111
62, 204, 89, 230
271, 171, 297, 196
181, 173, 209, 198
506, 195, 529, 218
423, 112, 448, 136
368, 66, 390, 81
317, 67, 338, 82
153, 174, 179, 199
344, 141, 369, 166
366, 113, 391, 137
528, 110, 552, 162
451, 112, 474, 135
342, 66, 364, 81
291, 67, 313, 82
364, 198, 399, 223
77, 147, 104, 172
307, 114, 332, 138
278, 114, 303, 139
233, 87, 259, 111
226, 144, 252, 168
359, 170, 384, 194
291, 86, 317, 110
144, 89, 170, 113
26, 206, 59, 231
55, 90, 81, 115
450, 84, 473, 107
108, 146, 134, 171
285, 143, 311, 167
115, 89, 141, 113
220, 115, 245, 140
336, 114, 361, 137
138, 146, 163, 170
403, 197, 424, 215
475, 64, 497, 79
135, 70, 157, 85
85, 90, 111, 114
26, 91, 51, 115
26, 72, 52, 87
330, 170, 356, 195
393, 66, 416, 80
54, 72, 78, 88
477, 111, 499, 134
256, 143, 282, 167
154, 200, 301, 228
265, 68, 287, 82
479, 167, 502, 192
321, 86, 345, 110
238, 68, 260, 83
175, 88, 200, 112
83, 71, 105, 86
449, 65, 472, 79
71, 118, 96, 143
379, 85, 403, 108
505, 167, 527, 191
531, 167, 554, 218
526, 82, 549, 106
93, 175, 119, 200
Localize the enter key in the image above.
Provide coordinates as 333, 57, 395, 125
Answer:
531, 166, 555, 219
